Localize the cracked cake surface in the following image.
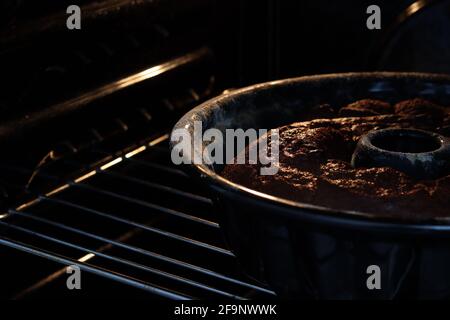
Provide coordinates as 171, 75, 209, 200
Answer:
222, 99, 450, 221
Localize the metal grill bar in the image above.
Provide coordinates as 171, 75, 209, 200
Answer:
43, 185, 228, 253
0, 221, 245, 299
127, 158, 189, 178
5, 209, 273, 295
99, 170, 212, 204
9, 208, 227, 257
70, 180, 216, 224
0, 237, 190, 300
43, 194, 216, 228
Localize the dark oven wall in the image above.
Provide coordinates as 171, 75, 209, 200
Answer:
227, 0, 447, 86
0, 0, 446, 119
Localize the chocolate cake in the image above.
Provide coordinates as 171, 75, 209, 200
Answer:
222, 98, 450, 221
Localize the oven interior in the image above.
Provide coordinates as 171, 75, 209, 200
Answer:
0, 0, 449, 299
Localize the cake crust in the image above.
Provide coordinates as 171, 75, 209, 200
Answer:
222, 99, 450, 221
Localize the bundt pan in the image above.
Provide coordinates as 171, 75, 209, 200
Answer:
170, 72, 450, 299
